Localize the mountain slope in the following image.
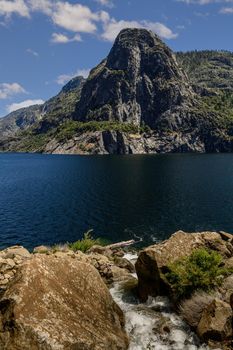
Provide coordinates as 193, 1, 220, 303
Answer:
35, 76, 85, 133
177, 50, 233, 142
75, 28, 195, 131
1, 29, 233, 154
0, 76, 85, 151
176, 50, 233, 92
0, 105, 43, 139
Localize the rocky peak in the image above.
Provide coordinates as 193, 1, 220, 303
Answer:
107, 28, 180, 80
61, 75, 85, 93
75, 28, 194, 129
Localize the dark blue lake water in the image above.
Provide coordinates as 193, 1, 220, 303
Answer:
0, 153, 233, 250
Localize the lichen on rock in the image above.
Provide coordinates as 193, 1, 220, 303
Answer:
0, 254, 129, 350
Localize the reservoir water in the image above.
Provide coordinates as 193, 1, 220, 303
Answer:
0, 152, 233, 250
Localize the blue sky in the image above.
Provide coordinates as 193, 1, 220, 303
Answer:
0, 0, 233, 117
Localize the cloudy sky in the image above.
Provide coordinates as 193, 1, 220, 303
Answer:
0, 0, 233, 117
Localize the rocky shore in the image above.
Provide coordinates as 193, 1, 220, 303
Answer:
0, 231, 232, 349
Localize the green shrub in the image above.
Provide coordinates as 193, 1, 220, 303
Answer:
68, 230, 105, 253
165, 248, 230, 299
55, 120, 145, 142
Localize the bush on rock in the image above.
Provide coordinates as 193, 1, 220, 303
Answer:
166, 248, 231, 298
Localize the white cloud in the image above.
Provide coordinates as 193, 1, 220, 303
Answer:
7, 99, 44, 113
51, 2, 99, 33
26, 48, 39, 56
76, 69, 91, 78
0, 83, 26, 99
102, 19, 178, 41
0, 0, 30, 18
56, 74, 72, 85
0, 1, 177, 46
27, 0, 52, 15
0, 0, 106, 35
28, 1, 109, 35
51, 32, 82, 43
0, 0, 178, 49
99, 10, 110, 23
56, 68, 90, 85
178, 0, 233, 4
220, 6, 233, 13
95, 0, 114, 8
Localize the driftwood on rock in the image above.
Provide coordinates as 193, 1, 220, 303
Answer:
106, 240, 137, 249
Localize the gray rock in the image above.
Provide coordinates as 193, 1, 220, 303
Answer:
75, 28, 195, 131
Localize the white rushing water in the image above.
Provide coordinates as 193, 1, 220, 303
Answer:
110, 253, 209, 350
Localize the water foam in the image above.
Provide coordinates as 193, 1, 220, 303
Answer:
110, 253, 210, 350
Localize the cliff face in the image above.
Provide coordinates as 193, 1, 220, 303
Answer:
1, 29, 233, 154
75, 29, 195, 131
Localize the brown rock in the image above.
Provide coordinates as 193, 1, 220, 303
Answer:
0, 279, 8, 285
86, 253, 112, 280
180, 291, 215, 329
135, 231, 202, 301
33, 245, 50, 254
0, 258, 15, 272
197, 299, 232, 342
87, 245, 113, 257
0, 254, 129, 350
111, 265, 132, 283
53, 251, 73, 259
114, 257, 135, 273
224, 257, 233, 269
135, 230, 233, 301
2, 246, 31, 260
83, 253, 132, 284
205, 238, 233, 258
219, 231, 233, 243
87, 246, 125, 258
221, 275, 233, 305
230, 294, 233, 310
153, 316, 173, 335
111, 249, 125, 258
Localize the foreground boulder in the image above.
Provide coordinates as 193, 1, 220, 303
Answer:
197, 299, 232, 342
51, 249, 132, 285
135, 230, 233, 301
0, 254, 129, 350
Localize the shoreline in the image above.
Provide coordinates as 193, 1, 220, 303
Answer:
2, 150, 233, 156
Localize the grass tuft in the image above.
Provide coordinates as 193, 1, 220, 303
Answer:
68, 230, 106, 253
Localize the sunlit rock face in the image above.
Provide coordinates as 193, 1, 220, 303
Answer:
75, 28, 195, 130
0, 254, 129, 350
